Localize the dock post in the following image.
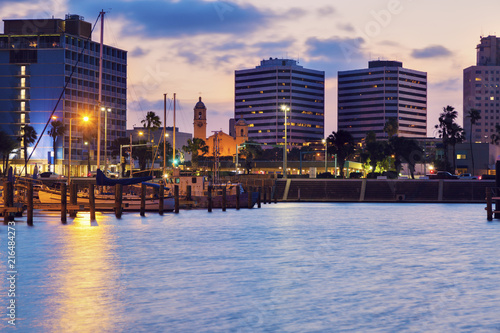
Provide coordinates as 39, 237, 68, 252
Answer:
174, 185, 179, 214
248, 186, 253, 209
298, 188, 301, 202
27, 181, 33, 226
69, 183, 77, 217
273, 185, 277, 204
140, 183, 146, 217
257, 187, 261, 208
115, 184, 123, 218
268, 187, 272, 204
263, 186, 267, 204
89, 183, 96, 221
186, 185, 192, 201
158, 184, 164, 216
3, 181, 9, 224
236, 186, 240, 210
495, 160, 500, 219
208, 185, 212, 212
61, 183, 67, 223
487, 187, 493, 221
222, 187, 227, 212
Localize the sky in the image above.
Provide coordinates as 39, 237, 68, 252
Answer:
1, 0, 500, 137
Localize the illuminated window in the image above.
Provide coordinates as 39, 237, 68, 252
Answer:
476, 78, 482, 81
20, 102, 25, 111
20, 89, 26, 99
249, 124, 254, 127
20, 78, 25, 87
457, 154, 467, 160
491, 97, 495, 100
20, 66, 26, 75
20, 113, 25, 123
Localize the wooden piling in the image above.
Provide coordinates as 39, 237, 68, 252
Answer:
298, 188, 301, 202
89, 183, 96, 221
27, 181, 33, 225
140, 183, 146, 217
263, 186, 267, 204
222, 187, 227, 212
208, 185, 212, 212
174, 185, 179, 214
257, 187, 261, 208
267, 187, 272, 204
61, 183, 67, 223
159, 184, 164, 216
186, 185, 192, 201
236, 186, 240, 210
248, 186, 253, 209
3, 181, 11, 224
69, 183, 77, 217
487, 187, 493, 221
115, 184, 123, 218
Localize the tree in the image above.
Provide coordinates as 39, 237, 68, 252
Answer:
362, 131, 388, 174
182, 138, 208, 169
435, 105, 464, 173
239, 141, 263, 174
466, 108, 481, 176
47, 120, 66, 173
141, 111, 161, 143
327, 130, 355, 179
0, 131, 17, 176
18, 125, 37, 176
383, 118, 399, 138
390, 136, 423, 179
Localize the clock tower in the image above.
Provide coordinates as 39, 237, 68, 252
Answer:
193, 97, 207, 140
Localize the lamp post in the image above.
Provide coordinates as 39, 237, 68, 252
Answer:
281, 105, 289, 179
102, 107, 111, 173
68, 116, 89, 184
322, 138, 327, 173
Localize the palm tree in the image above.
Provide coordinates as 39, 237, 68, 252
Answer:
141, 111, 161, 142
18, 125, 37, 176
239, 141, 263, 174
390, 137, 423, 179
182, 138, 208, 169
47, 120, 66, 174
435, 105, 461, 173
383, 118, 399, 138
466, 108, 481, 176
327, 130, 355, 179
0, 131, 17, 176
363, 131, 387, 175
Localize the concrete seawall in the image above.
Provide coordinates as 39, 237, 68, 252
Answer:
275, 179, 494, 203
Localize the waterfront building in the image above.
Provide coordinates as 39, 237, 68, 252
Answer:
0, 14, 127, 176
463, 35, 500, 143
338, 60, 427, 142
234, 58, 325, 148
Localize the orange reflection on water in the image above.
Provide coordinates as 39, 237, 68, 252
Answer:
42, 212, 123, 332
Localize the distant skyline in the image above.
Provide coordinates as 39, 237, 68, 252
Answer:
2, 0, 499, 137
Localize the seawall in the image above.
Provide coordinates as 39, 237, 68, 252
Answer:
274, 179, 495, 203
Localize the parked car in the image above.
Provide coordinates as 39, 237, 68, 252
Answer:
480, 174, 496, 180
39, 172, 64, 179
88, 170, 119, 178
429, 171, 459, 179
459, 173, 478, 180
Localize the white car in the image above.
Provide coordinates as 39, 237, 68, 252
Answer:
459, 173, 477, 180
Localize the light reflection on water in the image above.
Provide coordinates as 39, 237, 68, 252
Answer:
1, 203, 500, 332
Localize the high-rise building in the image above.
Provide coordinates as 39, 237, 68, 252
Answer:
0, 14, 127, 175
463, 35, 500, 143
338, 60, 427, 141
234, 58, 325, 147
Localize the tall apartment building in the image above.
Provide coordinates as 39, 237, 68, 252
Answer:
338, 60, 427, 141
234, 58, 325, 147
0, 14, 127, 175
463, 35, 500, 143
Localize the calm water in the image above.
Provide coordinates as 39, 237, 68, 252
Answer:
1, 203, 500, 332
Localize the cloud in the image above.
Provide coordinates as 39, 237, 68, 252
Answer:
317, 6, 336, 17
429, 78, 461, 91
411, 45, 451, 59
130, 47, 149, 57
69, 0, 305, 38
336, 23, 355, 32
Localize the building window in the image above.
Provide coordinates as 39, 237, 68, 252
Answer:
20, 66, 26, 75
20, 101, 25, 111
20, 113, 25, 124
457, 154, 466, 160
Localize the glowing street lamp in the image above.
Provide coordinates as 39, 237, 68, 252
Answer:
281, 105, 290, 179
322, 138, 328, 173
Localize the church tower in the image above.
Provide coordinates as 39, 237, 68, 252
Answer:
193, 97, 207, 140
234, 117, 248, 140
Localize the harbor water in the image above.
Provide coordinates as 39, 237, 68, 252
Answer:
1, 203, 500, 332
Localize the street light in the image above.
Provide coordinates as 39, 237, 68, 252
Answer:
281, 105, 290, 179
101, 107, 111, 172
68, 115, 90, 185
322, 138, 328, 173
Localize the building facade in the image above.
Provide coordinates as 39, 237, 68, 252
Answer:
338, 60, 427, 142
463, 36, 500, 143
234, 58, 325, 147
0, 14, 127, 176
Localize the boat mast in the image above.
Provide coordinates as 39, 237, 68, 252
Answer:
97, 9, 105, 170
163, 93, 167, 176
172, 93, 176, 168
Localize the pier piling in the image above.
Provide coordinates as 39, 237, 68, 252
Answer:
267, 187, 272, 204
61, 183, 67, 223
257, 187, 261, 208
263, 187, 267, 204
159, 184, 164, 216
208, 185, 212, 212
236, 186, 240, 210
69, 183, 77, 218
27, 181, 33, 225
487, 187, 493, 221
140, 183, 146, 217
222, 187, 226, 212
248, 186, 253, 209
174, 185, 179, 214
115, 184, 123, 218
89, 184, 96, 221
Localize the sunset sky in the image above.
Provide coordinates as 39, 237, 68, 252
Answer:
2, 0, 500, 137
